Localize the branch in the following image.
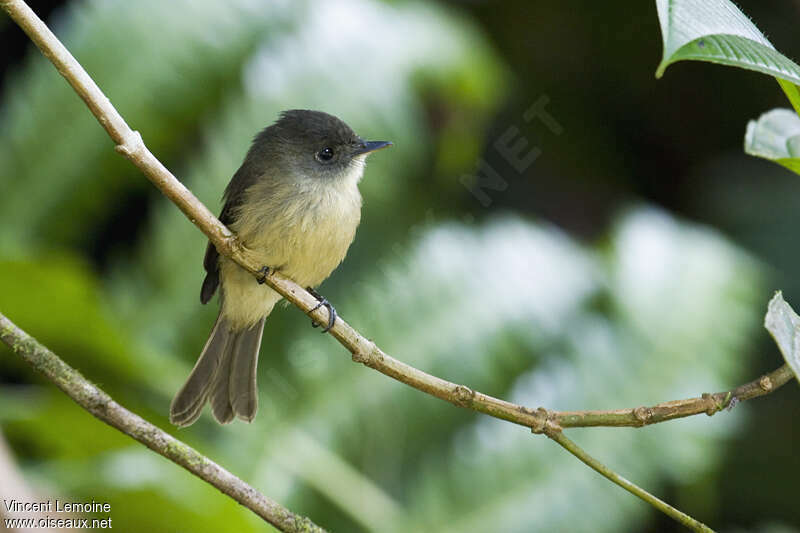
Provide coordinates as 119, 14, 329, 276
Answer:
0, 313, 326, 533
1, 1, 792, 531
545, 428, 714, 533
556, 363, 795, 428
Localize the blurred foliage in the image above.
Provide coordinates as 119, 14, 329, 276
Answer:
0, 0, 798, 532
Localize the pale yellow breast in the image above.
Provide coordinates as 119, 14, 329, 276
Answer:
259, 186, 362, 287
219, 167, 363, 329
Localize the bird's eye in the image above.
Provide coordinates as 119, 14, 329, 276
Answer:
316, 147, 334, 162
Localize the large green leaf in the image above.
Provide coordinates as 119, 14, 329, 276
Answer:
655, 0, 800, 113
744, 109, 800, 176
764, 292, 800, 383
655, 0, 800, 83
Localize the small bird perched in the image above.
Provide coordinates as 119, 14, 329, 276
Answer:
170, 110, 391, 427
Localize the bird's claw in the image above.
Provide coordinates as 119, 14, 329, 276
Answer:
307, 287, 336, 333
256, 266, 270, 285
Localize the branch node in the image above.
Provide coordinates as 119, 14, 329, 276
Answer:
758, 375, 774, 392
530, 407, 553, 434
230, 239, 257, 270
352, 340, 381, 367
701, 392, 724, 416
114, 129, 144, 158
701, 393, 714, 415
452, 385, 475, 407
542, 419, 563, 438
632, 406, 651, 425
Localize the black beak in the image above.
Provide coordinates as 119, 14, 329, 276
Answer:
352, 140, 392, 156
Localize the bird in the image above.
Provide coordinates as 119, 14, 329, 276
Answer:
169, 109, 391, 427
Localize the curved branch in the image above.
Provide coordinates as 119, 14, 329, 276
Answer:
0, 313, 325, 533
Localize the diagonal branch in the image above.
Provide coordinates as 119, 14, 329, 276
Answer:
545, 428, 714, 533
0, 313, 326, 533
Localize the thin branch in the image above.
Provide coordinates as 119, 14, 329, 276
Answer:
544, 426, 714, 533
0, 0, 793, 530
555, 364, 795, 428
0, 313, 326, 533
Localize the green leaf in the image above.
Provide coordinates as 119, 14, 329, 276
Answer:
764, 292, 800, 383
777, 79, 800, 116
744, 109, 800, 176
655, 0, 800, 88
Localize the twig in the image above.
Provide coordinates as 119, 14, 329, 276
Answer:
1, 1, 793, 530
555, 364, 795, 428
544, 426, 714, 533
0, 313, 326, 533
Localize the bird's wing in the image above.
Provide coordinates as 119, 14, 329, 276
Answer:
200, 162, 262, 304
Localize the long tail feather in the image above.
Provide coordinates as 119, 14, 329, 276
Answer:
229, 319, 265, 422
170, 314, 231, 426
170, 315, 265, 426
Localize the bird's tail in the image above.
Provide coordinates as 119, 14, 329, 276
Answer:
169, 313, 265, 427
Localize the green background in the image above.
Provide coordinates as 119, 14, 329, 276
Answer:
1, 1, 798, 531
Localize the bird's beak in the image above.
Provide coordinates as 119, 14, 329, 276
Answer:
353, 140, 392, 156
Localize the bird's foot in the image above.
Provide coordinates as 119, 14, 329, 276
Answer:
307, 287, 336, 333
256, 266, 270, 285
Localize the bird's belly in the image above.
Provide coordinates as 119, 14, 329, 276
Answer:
220, 190, 360, 328
278, 221, 358, 287
218, 261, 282, 329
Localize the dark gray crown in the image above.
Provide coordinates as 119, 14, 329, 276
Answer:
258, 109, 360, 149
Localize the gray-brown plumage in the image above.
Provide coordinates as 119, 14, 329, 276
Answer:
170, 110, 390, 427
